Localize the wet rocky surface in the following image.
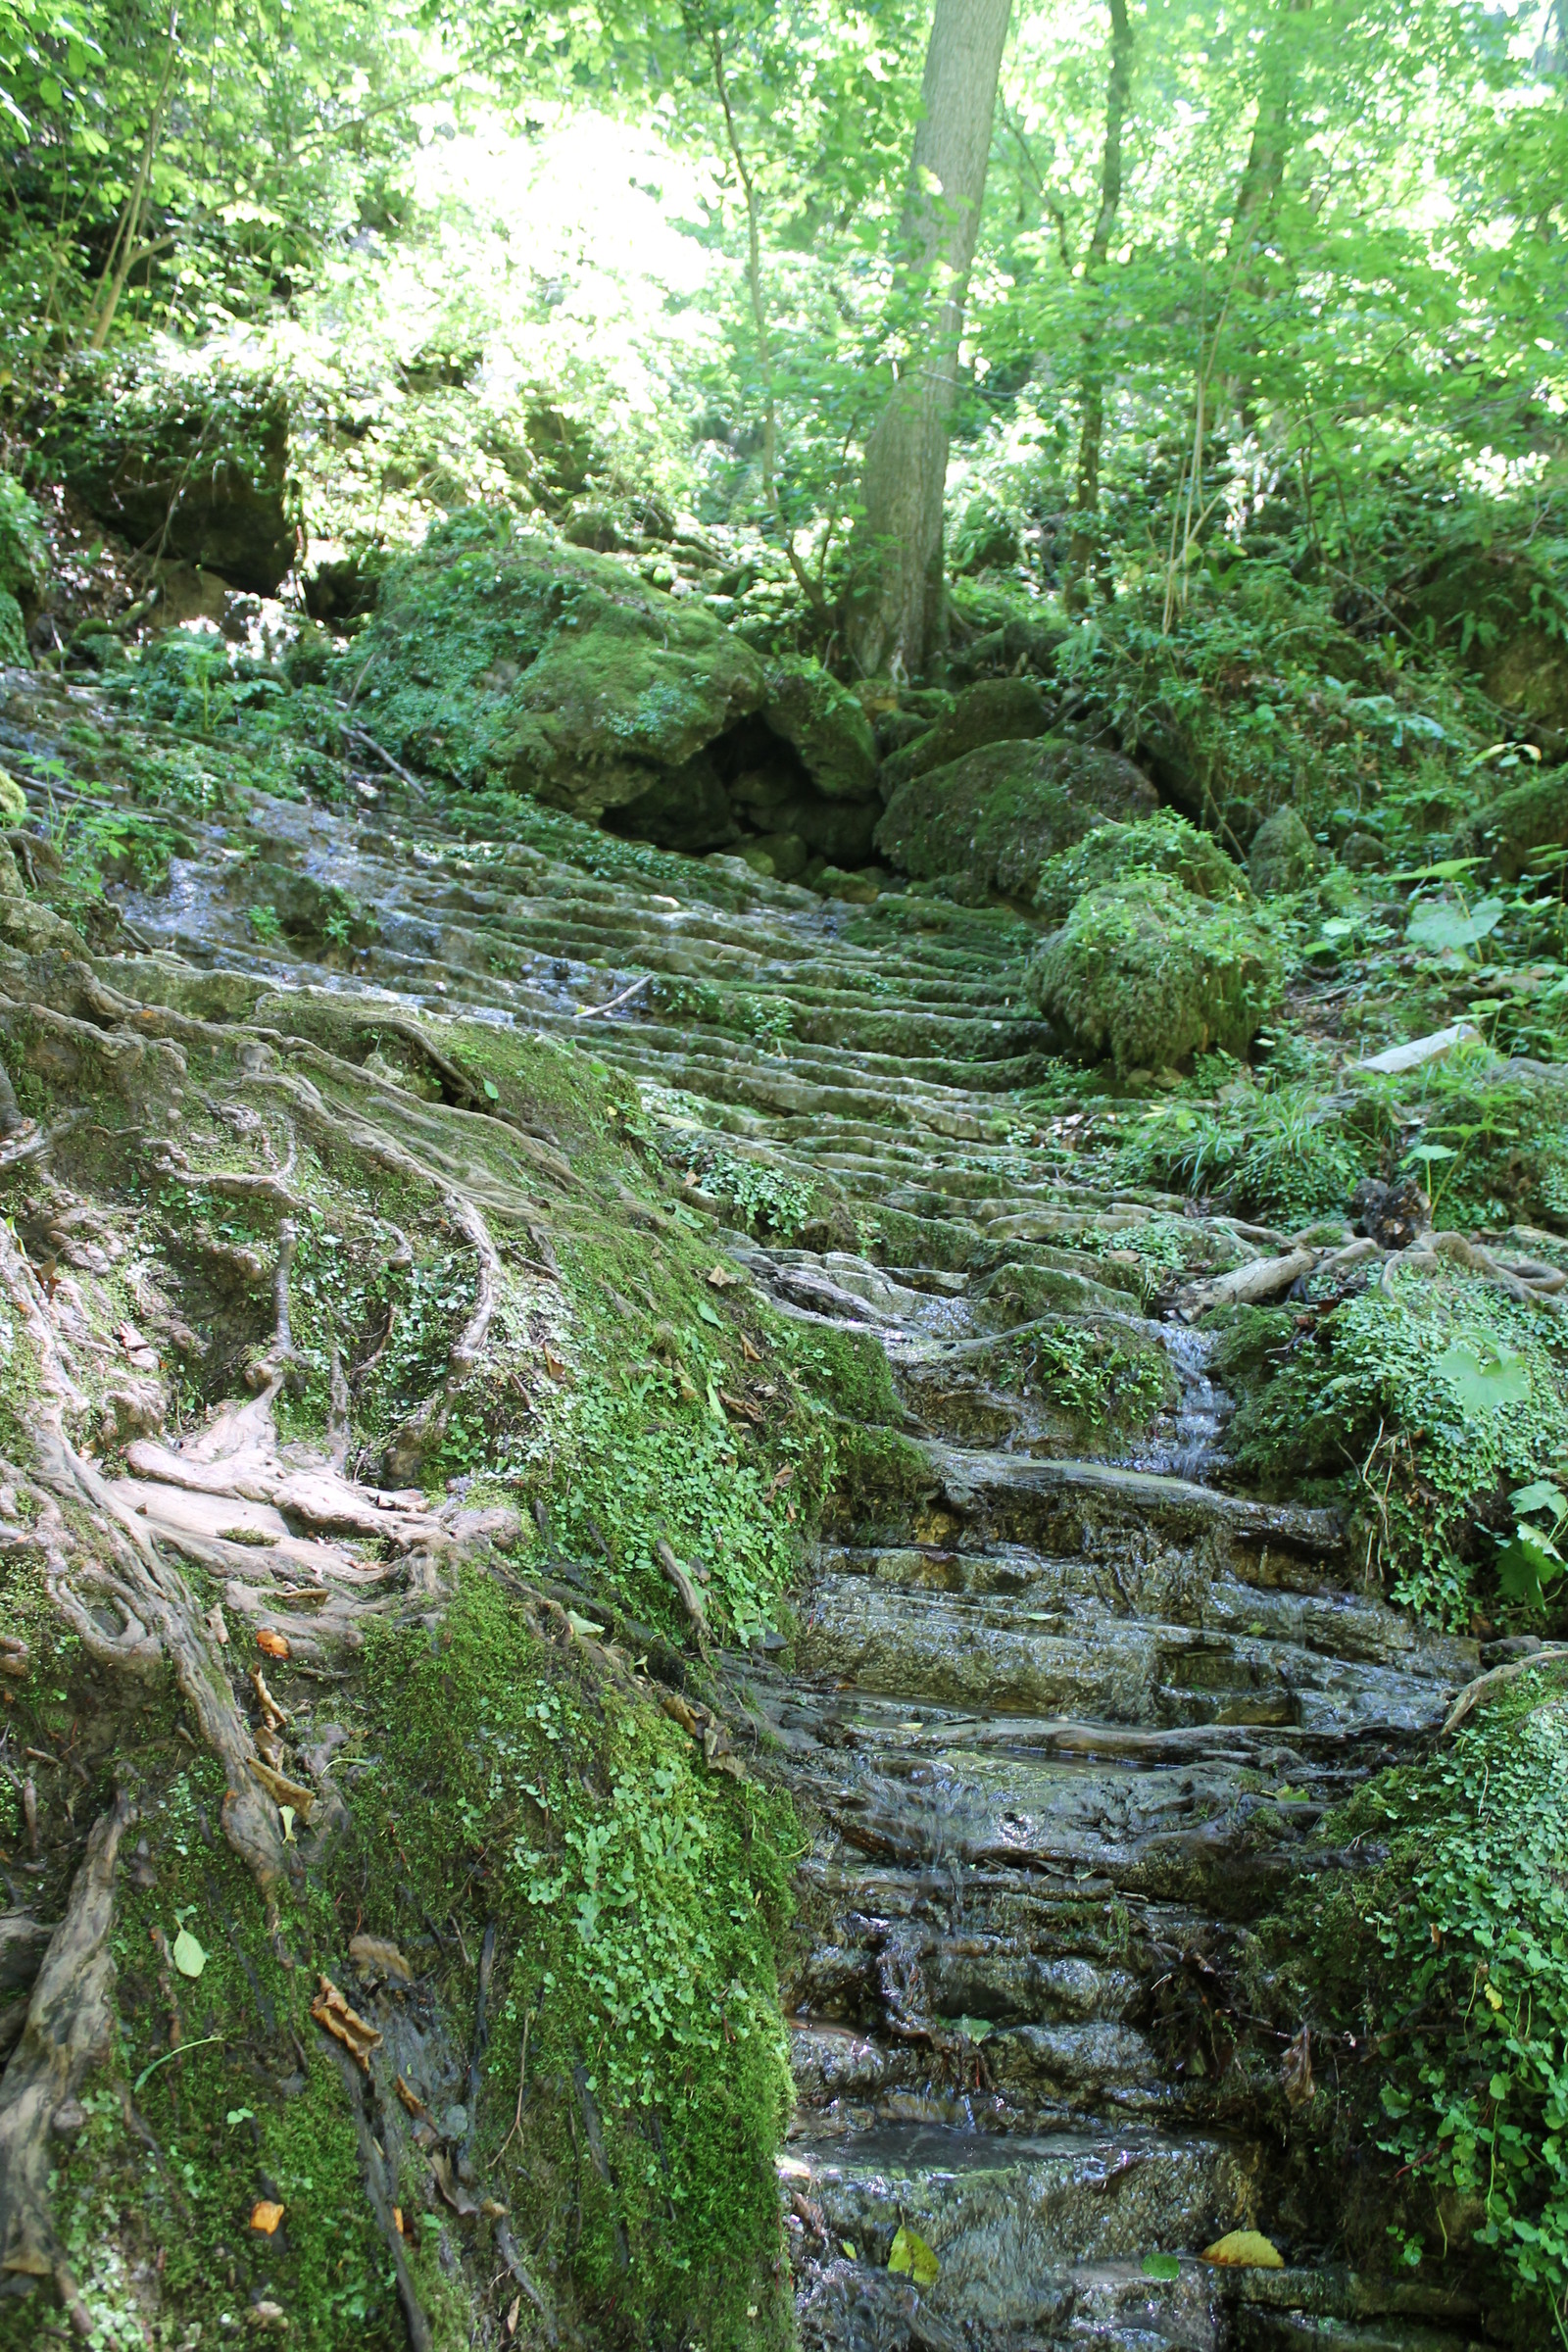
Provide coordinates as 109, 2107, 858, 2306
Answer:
3, 668, 1491, 2349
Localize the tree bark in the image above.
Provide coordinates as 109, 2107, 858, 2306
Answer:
1064, 0, 1134, 609
848, 0, 1013, 680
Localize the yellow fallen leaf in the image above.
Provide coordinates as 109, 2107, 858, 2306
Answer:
311, 1974, 382, 2069
1201, 2230, 1283, 2269
888, 2224, 940, 2285
249, 2200, 284, 2235
256, 1628, 290, 1660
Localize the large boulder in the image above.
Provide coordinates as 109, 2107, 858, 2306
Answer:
761, 660, 878, 801
875, 737, 1156, 902
40, 380, 297, 596
880, 676, 1052, 793
1406, 543, 1568, 743
1472, 767, 1568, 883
1030, 872, 1281, 1074
1249, 805, 1321, 896
356, 513, 767, 820
1034, 811, 1246, 924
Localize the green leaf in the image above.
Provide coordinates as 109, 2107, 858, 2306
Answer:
1495, 1532, 1564, 1609
1142, 2253, 1182, 2282
482, 1078, 500, 1101
172, 1927, 207, 1979
1508, 1482, 1566, 1520
226, 2107, 254, 2128
1435, 1339, 1531, 1417
888, 2225, 940, 2285
695, 1299, 722, 1326
1406, 898, 1505, 954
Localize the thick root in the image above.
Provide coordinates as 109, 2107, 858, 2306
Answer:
0, 1789, 134, 2297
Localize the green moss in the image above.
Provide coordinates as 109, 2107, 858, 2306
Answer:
1203, 1301, 1297, 1406
1231, 1266, 1568, 1625
342, 511, 765, 817
1033, 810, 1246, 925
1030, 872, 1282, 1074
784, 1323, 903, 1427
979, 1316, 1173, 1434
1260, 1667, 1568, 2334
353, 1575, 799, 2351
873, 735, 1156, 900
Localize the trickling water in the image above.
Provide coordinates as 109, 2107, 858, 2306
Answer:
1122, 1322, 1233, 1481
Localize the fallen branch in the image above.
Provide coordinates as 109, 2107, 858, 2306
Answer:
572, 972, 652, 1021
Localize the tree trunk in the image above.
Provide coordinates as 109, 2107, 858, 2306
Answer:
1064, 0, 1133, 610
848, 0, 1013, 680
1223, 0, 1311, 435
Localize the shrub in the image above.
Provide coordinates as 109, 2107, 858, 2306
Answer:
1230, 1265, 1568, 1626
1271, 1667, 1568, 2335
1029, 870, 1281, 1073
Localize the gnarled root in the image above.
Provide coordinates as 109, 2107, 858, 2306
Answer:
0, 1788, 133, 2303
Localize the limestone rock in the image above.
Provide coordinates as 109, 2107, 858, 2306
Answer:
1030, 870, 1281, 1073
875, 736, 1155, 902
1472, 767, 1568, 883
761, 659, 879, 802
880, 676, 1053, 793
1248, 806, 1320, 896
44, 384, 297, 595
359, 513, 767, 820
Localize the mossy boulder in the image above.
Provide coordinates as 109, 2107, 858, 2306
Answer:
761, 658, 879, 801
880, 675, 1052, 792
1249, 805, 1320, 896
1407, 540, 1568, 741
1034, 810, 1247, 924
1472, 765, 1568, 883
352, 512, 767, 818
1030, 871, 1281, 1073
37, 375, 296, 594
875, 736, 1155, 901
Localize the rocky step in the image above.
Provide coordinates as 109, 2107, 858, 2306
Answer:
785, 2120, 1261, 2333
799, 1544, 1470, 1731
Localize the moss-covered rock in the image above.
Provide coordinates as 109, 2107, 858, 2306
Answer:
880, 675, 1052, 792
761, 658, 879, 801
1034, 809, 1247, 924
874, 736, 1155, 900
1029, 871, 1281, 1073
1248, 805, 1320, 895
1472, 766, 1568, 883
36, 372, 297, 595
1252, 1665, 1568, 2329
352, 511, 767, 817
1407, 540, 1568, 741
1230, 1260, 1568, 1624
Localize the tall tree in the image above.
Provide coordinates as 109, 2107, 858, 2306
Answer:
847, 0, 1012, 679
1063, 0, 1132, 608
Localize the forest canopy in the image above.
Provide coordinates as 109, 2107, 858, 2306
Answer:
1, 0, 1563, 667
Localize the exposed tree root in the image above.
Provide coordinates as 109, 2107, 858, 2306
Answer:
0, 1788, 133, 2301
